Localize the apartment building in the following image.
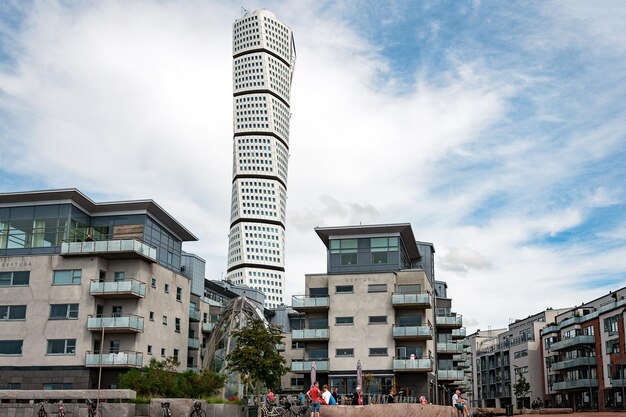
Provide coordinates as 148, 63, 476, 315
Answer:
0, 189, 213, 389
541, 287, 626, 411
472, 309, 567, 410
280, 223, 465, 404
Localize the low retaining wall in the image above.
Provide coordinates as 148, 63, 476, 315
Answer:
150, 399, 244, 417
320, 403, 458, 417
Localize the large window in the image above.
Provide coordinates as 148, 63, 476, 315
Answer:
49, 304, 79, 320
0, 271, 29, 286
46, 339, 76, 355
0, 340, 23, 355
52, 270, 81, 285
604, 315, 619, 334
0, 305, 26, 320
43, 383, 72, 390
398, 315, 421, 327
371, 237, 399, 264
330, 239, 358, 266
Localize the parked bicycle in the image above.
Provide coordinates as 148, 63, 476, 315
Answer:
260, 400, 285, 417
57, 400, 66, 417
37, 401, 49, 417
86, 399, 99, 417
190, 400, 206, 417
161, 401, 172, 417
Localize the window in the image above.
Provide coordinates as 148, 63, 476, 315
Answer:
336, 316, 354, 325
164, 284, 169, 293
112, 306, 122, 317
47, 339, 76, 355
161, 348, 166, 357
291, 377, 304, 386
147, 345, 153, 355
151, 278, 157, 288
0, 383, 21, 389
52, 269, 81, 285
176, 287, 182, 302
149, 311, 154, 321
336, 285, 353, 294
291, 341, 304, 349
398, 315, 421, 327
162, 315, 168, 325
0, 305, 26, 320
43, 383, 72, 390
369, 316, 387, 324
0, 340, 23, 355
605, 315, 619, 334
110, 340, 120, 354
114, 272, 125, 282
371, 252, 388, 264
514, 349, 528, 358
368, 284, 387, 293
336, 348, 354, 357
330, 239, 358, 265
0, 271, 29, 286
175, 318, 181, 333
371, 237, 399, 264
369, 348, 388, 356
173, 348, 179, 360
49, 304, 78, 320
583, 325, 594, 335
607, 339, 620, 354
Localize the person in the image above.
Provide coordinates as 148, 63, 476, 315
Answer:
267, 388, 276, 403
321, 384, 331, 405
307, 381, 322, 417
387, 389, 395, 403
298, 391, 306, 405
351, 385, 366, 405
419, 395, 429, 404
332, 387, 339, 404
452, 390, 469, 417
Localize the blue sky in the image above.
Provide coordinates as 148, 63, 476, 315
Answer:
0, 0, 625, 331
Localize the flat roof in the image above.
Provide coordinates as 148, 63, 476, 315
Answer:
314, 223, 421, 260
0, 188, 197, 241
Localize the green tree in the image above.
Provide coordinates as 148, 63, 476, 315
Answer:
513, 373, 531, 408
226, 318, 289, 394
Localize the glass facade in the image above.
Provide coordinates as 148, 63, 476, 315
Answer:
328, 235, 410, 274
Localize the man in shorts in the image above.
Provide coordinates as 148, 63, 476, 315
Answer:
452, 390, 469, 417
307, 381, 322, 417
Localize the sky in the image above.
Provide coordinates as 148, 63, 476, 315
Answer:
1, 0, 625, 332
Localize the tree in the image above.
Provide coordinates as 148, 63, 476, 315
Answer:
513, 372, 531, 408
226, 318, 289, 394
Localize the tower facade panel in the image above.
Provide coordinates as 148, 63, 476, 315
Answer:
227, 10, 295, 309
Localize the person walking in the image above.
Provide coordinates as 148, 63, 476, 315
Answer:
307, 381, 322, 417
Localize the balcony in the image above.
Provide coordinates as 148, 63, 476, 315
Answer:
292, 295, 329, 311
202, 322, 217, 333
453, 353, 468, 361
549, 335, 595, 351
436, 314, 463, 328
189, 306, 201, 322
611, 378, 626, 387
61, 239, 157, 262
291, 359, 329, 372
292, 328, 329, 341
392, 325, 432, 339
89, 279, 146, 298
87, 315, 144, 333
393, 358, 432, 372
551, 356, 596, 371
552, 378, 598, 391
438, 370, 465, 380
85, 351, 143, 368
276, 343, 286, 352
391, 292, 432, 309
188, 338, 200, 350
452, 328, 467, 339
437, 342, 464, 354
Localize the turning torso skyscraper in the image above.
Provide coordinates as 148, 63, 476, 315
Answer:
226, 10, 296, 308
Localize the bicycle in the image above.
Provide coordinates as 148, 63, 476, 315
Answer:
57, 400, 66, 417
190, 400, 206, 417
260, 400, 286, 417
161, 401, 172, 417
86, 399, 99, 417
37, 401, 49, 417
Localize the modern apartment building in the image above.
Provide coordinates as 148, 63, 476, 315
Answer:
541, 287, 626, 411
0, 189, 215, 389
472, 309, 567, 410
279, 223, 466, 404
226, 9, 297, 309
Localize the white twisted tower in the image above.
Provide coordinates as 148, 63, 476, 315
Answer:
226, 10, 296, 309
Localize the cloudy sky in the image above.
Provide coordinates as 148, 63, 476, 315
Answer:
1, 0, 625, 332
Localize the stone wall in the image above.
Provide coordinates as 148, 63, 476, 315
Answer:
320, 403, 458, 417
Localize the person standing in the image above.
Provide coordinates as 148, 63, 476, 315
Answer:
322, 384, 332, 405
387, 389, 396, 403
307, 381, 322, 417
332, 387, 339, 404
351, 385, 366, 405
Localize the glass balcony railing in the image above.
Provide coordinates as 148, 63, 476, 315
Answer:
291, 359, 329, 372
89, 279, 146, 298
551, 356, 596, 371
452, 328, 467, 338
85, 351, 143, 367
438, 370, 465, 380
436, 314, 463, 327
188, 338, 200, 349
393, 358, 432, 371
437, 342, 464, 354
202, 322, 217, 332
391, 292, 431, 307
392, 325, 432, 338
61, 239, 157, 262
550, 335, 595, 351
552, 378, 598, 390
292, 328, 329, 340
87, 315, 144, 332
292, 296, 329, 309
276, 343, 286, 351
188, 306, 201, 322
